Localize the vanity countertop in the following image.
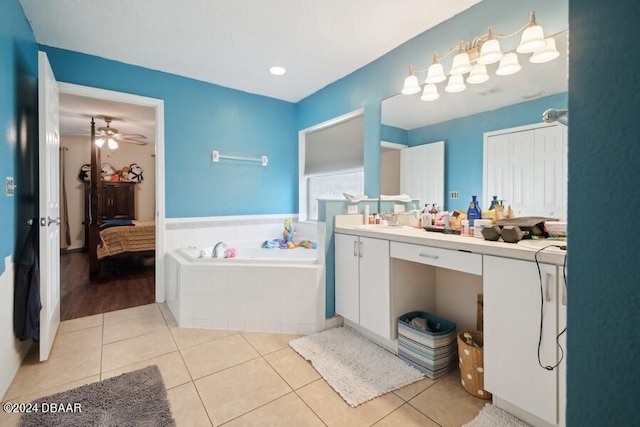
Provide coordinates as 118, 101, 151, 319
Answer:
334, 225, 566, 266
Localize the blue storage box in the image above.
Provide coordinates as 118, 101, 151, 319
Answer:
398, 311, 458, 379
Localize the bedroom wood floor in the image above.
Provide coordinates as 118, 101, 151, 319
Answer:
60, 251, 155, 321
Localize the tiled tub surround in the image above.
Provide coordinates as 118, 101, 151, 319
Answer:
165, 217, 326, 334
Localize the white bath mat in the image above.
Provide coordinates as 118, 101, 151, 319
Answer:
289, 326, 424, 407
463, 403, 531, 427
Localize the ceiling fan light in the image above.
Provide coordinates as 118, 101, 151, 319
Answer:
425, 62, 446, 84
95, 137, 105, 148
420, 84, 440, 101
401, 74, 421, 95
529, 38, 560, 63
107, 138, 118, 150
450, 52, 472, 75
496, 52, 522, 76
467, 64, 490, 84
445, 74, 466, 93
517, 24, 546, 53
477, 39, 503, 65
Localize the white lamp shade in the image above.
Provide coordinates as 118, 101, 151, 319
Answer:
401, 74, 421, 95
420, 84, 440, 101
478, 39, 503, 65
450, 52, 472, 75
107, 138, 118, 150
95, 137, 105, 148
445, 74, 466, 93
516, 24, 546, 53
467, 64, 490, 84
529, 38, 560, 63
425, 63, 446, 84
496, 52, 522, 76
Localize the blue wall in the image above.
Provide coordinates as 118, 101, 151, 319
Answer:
0, 0, 38, 275
380, 124, 408, 145
567, 1, 640, 424
39, 46, 298, 218
408, 92, 567, 211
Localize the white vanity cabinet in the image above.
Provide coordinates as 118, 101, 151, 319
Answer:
335, 233, 391, 340
483, 255, 566, 426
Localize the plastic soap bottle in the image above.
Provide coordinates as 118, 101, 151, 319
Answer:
489, 196, 499, 210
467, 195, 481, 229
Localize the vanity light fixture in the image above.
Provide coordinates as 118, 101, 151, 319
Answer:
401, 11, 560, 101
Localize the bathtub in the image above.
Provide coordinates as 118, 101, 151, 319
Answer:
166, 242, 325, 335
177, 246, 318, 263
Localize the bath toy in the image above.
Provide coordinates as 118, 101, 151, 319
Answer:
283, 219, 294, 242
224, 247, 237, 258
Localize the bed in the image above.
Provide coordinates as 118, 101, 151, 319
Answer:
87, 119, 155, 281
97, 220, 155, 260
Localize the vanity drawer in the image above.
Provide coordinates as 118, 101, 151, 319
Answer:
390, 242, 482, 276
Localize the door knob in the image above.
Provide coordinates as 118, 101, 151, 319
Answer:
47, 216, 60, 226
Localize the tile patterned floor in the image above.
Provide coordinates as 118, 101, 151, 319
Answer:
0, 303, 486, 426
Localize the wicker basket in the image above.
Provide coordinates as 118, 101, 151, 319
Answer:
457, 331, 491, 400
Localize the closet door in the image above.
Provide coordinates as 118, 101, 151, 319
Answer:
485, 131, 535, 216
534, 126, 567, 219
400, 141, 444, 208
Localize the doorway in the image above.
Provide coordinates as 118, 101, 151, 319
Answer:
57, 83, 165, 320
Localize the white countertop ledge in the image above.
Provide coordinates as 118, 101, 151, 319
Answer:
334, 225, 566, 266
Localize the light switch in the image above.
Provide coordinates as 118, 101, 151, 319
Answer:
6, 177, 16, 196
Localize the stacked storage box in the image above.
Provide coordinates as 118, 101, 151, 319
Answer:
398, 311, 457, 379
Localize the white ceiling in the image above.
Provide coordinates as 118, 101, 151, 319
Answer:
59, 93, 156, 144
19, 0, 481, 103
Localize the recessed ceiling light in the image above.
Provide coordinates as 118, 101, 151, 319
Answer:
269, 66, 286, 76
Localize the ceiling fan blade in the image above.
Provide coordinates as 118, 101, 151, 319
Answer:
118, 137, 148, 145
118, 133, 147, 140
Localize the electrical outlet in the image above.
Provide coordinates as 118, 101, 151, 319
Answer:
450, 191, 459, 199
6, 177, 15, 196
347, 204, 358, 214
393, 204, 405, 213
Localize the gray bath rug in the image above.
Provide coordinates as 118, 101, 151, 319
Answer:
463, 403, 531, 427
20, 365, 175, 427
289, 326, 424, 407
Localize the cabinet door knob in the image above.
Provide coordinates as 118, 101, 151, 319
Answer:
353, 241, 358, 257
419, 253, 439, 260
359, 241, 363, 258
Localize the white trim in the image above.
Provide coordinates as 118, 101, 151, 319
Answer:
298, 108, 365, 221
57, 82, 166, 303
380, 141, 408, 150
165, 213, 298, 225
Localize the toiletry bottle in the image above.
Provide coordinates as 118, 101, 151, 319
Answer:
467, 195, 481, 229
429, 204, 438, 226
489, 196, 499, 210
421, 204, 430, 228
364, 205, 370, 224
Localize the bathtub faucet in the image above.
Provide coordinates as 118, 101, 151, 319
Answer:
212, 241, 227, 258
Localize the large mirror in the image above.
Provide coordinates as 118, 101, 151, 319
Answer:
381, 30, 568, 215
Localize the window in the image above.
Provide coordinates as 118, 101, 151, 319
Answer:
299, 111, 364, 221
306, 170, 364, 220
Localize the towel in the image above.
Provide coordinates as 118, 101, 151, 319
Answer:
380, 194, 412, 202
343, 193, 369, 202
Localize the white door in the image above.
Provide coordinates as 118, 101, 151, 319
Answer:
483, 256, 558, 425
400, 141, 444, 209
334, 233, 360, 323
37, 51, 61, 361
534, 126, 567, 218
358, 237, 390, 340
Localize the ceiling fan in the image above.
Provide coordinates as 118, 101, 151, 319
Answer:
93, 116, 147, 149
